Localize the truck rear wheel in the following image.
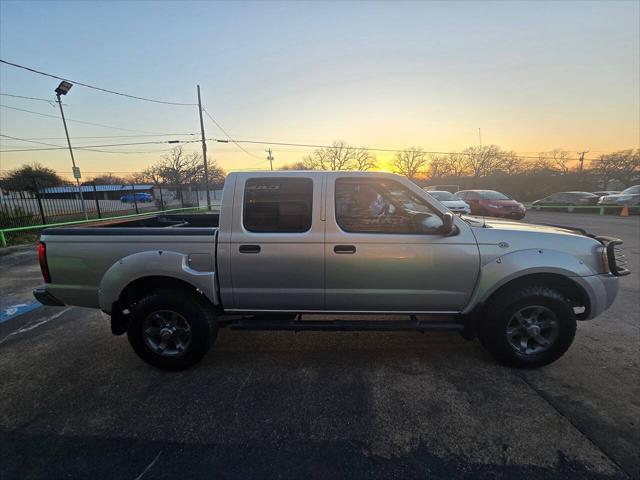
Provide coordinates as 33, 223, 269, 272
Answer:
127, 290, 217, 370
479, 286, 576, 368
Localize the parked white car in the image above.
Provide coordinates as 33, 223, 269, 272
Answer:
425, 190, 471, 214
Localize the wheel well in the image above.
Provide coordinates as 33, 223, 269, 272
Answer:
118, 276, 213, 310
484, 273, 591, 320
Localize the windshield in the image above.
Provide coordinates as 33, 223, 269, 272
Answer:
622, 185, 640, 194
428, 191, 457, 201
479, 191, 511, 200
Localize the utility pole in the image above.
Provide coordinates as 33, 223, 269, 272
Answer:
478, 128, 482, 148
578, 151, 588, 174
55, 82, 88, 220
578, 151, 588, 189
266, 148, 274, 171
197, 85, 211, 210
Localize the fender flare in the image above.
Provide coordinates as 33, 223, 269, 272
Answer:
98, 250, 218, 312
462, 248, 595, 315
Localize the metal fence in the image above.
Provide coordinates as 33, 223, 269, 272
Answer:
0, 178, 223, 229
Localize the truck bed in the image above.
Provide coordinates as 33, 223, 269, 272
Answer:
40, 212, 220, 309
42, 213, 220, 235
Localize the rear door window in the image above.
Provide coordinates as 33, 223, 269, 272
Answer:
243, 178, 313, 233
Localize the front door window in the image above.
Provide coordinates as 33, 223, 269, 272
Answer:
335, 178, 444, 234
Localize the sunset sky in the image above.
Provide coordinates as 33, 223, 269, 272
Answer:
1, 1, 638, 179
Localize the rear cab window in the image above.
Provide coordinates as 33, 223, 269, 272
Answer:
243, 177, 313, 233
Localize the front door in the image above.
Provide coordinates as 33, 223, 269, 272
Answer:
228, 175, 324, 310
325, 175, 480, 312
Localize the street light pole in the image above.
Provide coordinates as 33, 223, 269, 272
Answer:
55, 82, 88, 220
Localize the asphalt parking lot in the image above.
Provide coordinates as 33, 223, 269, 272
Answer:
0, 211, 638, 479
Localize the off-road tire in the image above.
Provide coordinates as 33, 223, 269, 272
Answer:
479, 285, 576, 368
127, 289, 217, 370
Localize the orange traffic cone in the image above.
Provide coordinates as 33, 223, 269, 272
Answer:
620, 205, 629, 217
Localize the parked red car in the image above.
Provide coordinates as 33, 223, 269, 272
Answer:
456, 190, 526, 219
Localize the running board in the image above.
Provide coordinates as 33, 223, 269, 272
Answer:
229, 318, 465, 332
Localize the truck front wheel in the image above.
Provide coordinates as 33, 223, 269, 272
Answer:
479, 286, 576, 368
127, 290, 217, 370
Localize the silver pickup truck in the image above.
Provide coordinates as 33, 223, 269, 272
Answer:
33, 171, 628, 370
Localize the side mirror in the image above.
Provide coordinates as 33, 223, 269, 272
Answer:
440, 212, 455, 234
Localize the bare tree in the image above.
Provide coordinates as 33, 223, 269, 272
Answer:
494, 150, 524, 176
429, 152, 469, 178
591, 149, 640, 188
279, 161, 312, 171
392, 148, 428, 179
302, 141, 376, 171
463, 145, 500, 178
84, 173, 127, 185
529, 154, 555, 174
536, 149, 571, 174
141, 146, 225, 185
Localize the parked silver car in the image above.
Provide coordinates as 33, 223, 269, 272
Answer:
34, 172, 628, 370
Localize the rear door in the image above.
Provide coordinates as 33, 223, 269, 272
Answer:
227, 174, 324, 310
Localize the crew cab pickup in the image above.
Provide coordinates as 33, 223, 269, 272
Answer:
34, 172, 628, 369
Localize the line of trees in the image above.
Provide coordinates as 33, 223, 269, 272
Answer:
278, 142, 638, 200
3, 144, 637, 201
1, 146, 227, 191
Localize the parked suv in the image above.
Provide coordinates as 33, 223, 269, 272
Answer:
456, 190, 526, 219
598, 185, 640, 206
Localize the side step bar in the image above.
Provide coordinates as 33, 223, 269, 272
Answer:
229, 318, 465, 332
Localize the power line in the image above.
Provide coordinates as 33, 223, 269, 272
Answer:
0, 139, 200, 153
0, 104, 174, 134
201, 108, 262, 159
0, 92, 62, 106
14, 133, 197, 141
0, 134, 174, 154
1, 169, 157, 174
0, 59, 197, 106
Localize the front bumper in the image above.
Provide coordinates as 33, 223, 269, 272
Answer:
33, 286, 66, 306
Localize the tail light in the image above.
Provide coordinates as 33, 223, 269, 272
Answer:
38, 242, 51, 283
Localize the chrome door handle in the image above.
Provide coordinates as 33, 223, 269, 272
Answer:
334, 245, 356, 254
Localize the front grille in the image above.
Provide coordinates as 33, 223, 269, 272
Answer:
597, 236, 631, 276
611, 243, 629, 275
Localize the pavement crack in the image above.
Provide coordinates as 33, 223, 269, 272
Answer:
233, 367, 254, 427
515, 371, 631, 479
